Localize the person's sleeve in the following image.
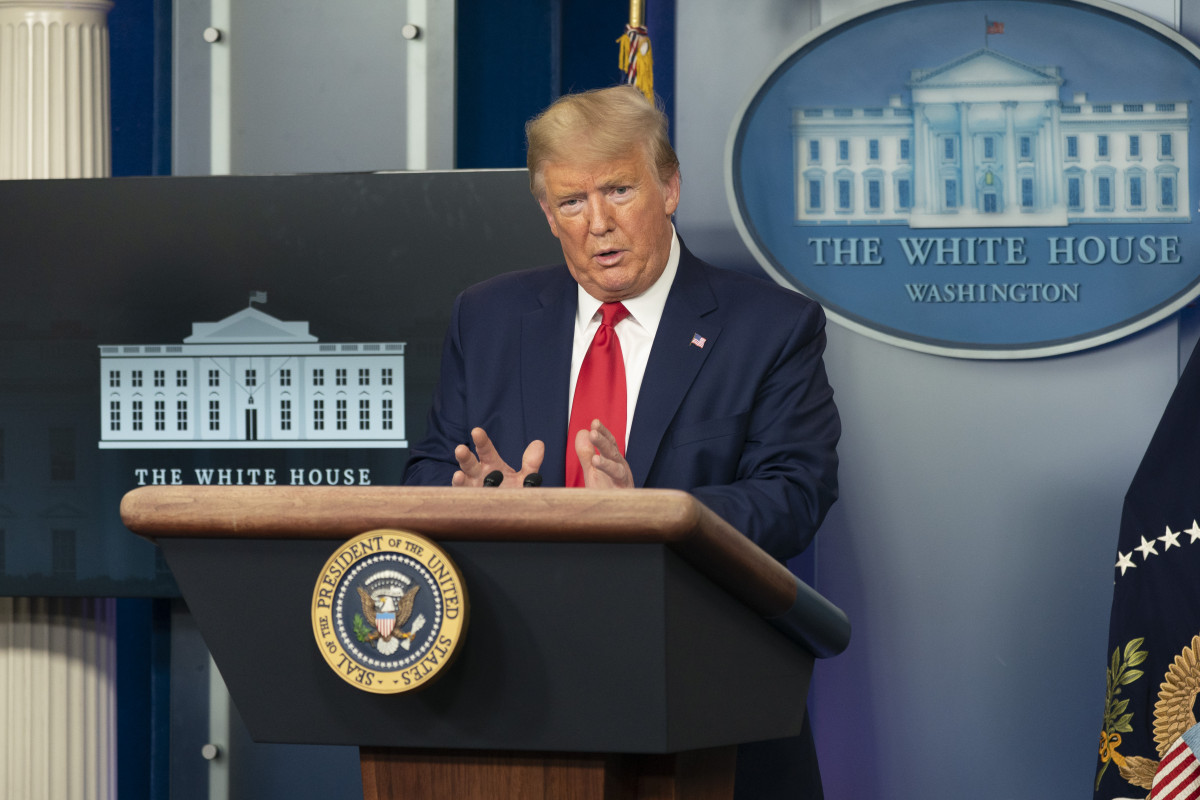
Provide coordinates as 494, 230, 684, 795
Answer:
689, 302, 840, 561
402, 293, 468, 487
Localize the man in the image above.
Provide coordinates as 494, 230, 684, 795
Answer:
403, 86, 840, 795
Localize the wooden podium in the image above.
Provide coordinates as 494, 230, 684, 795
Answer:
121, 485, 850, 800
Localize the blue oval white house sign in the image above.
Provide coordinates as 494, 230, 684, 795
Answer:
727, 0, 1200, 358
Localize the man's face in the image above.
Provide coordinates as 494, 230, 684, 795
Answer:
538, 149, 680, 303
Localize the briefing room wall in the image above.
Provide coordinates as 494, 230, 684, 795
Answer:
672, 0, 1189, 797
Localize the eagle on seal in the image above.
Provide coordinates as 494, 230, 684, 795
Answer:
357, 584, 421, 655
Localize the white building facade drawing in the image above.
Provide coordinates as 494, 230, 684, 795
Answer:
794, 48, 1190, 228
98, 307, 407, 449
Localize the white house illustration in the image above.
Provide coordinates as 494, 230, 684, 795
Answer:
98, 306, 407, 449
794, 48, 1189, 228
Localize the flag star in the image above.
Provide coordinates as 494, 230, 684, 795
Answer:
1187, 520, 1200, 543
1116, 551, 1137, 576
1160, 525, 1182, 550
1136, 535, 1158, 560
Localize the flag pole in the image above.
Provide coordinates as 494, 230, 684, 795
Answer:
619, 0, 654, 101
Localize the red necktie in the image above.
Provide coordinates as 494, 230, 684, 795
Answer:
566, 302, 630, 487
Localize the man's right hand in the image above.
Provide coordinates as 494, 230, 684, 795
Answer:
451, 427, 545, 488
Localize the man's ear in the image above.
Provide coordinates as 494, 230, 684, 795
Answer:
538, 199, 561, 239
663, 170, 681, 217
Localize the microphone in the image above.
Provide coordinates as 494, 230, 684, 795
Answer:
522, 473, 543, 488
482, 470, 504, 487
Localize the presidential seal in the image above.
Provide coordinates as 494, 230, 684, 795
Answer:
311, 529, 468, 693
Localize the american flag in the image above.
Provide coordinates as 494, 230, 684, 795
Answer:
690, 333, 706, 348
1151, 728, 1200, 799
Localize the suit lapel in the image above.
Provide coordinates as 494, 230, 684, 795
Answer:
626, 250, 721, 487
522, 271, 576, 486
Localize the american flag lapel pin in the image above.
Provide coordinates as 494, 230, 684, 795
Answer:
690, 333, 707, 349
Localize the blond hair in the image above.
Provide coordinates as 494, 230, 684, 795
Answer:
525, 85, 680, 200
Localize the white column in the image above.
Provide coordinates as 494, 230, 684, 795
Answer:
958, 102, 974, 211
0, 0, 113, 179
1003, 101, 1018, 210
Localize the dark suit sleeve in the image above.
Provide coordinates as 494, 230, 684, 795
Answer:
686, 300, 839, 561
402, 293, 468, 487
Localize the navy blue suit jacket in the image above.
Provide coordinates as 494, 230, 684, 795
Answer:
404, 242, 839, 560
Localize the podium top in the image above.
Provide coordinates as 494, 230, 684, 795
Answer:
121, 485, 849, 657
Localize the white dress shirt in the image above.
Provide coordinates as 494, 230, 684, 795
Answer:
568, 228, 681, 446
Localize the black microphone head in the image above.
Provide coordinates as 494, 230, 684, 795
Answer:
483, 470, 504, 487
522, 472, 543, 488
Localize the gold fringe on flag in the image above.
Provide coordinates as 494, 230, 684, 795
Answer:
618, 0, 653, 101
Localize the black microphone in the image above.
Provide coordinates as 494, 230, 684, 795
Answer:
483, 470, 504, 487
523, 473, 543, 488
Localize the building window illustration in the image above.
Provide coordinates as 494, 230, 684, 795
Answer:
1129, 135, 1141, 159
896, 177, 912, 210
1066, 135, 1079, 160
1160, 133, 1174, 159
899, 138, 911, 161
132, 370, 143, 387
866, 174, 883, 212
837, 175, 853, 212
383, 398, 394, 430
1126, 171, 1145, 211
1067, 173, 1084, 211
1159, 169, 1178, 211
1019, 135, 1033, 161
49, 428, 75, 481
868, 139, 880, 161
100, 306, 408, 449
982, 136, 995, 161
1097, 134, 1109, 159
109, 370, 120, 388
944, 179, 958, 209
1021, 178, 1035, 209
805, 173, 824, 213
809, 140, 820, 163
942, 137, 956, 162
1096, 172, 1114, 212
154, 369, 165, 388
838, 139, 850, 162
52, 530, 76, 578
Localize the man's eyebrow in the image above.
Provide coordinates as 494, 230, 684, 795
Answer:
598, 176, 638, 191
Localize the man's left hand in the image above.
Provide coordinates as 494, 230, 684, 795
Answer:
574, 420, 634, 489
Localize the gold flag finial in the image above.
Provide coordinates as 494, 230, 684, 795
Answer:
618, 0, 653, 101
